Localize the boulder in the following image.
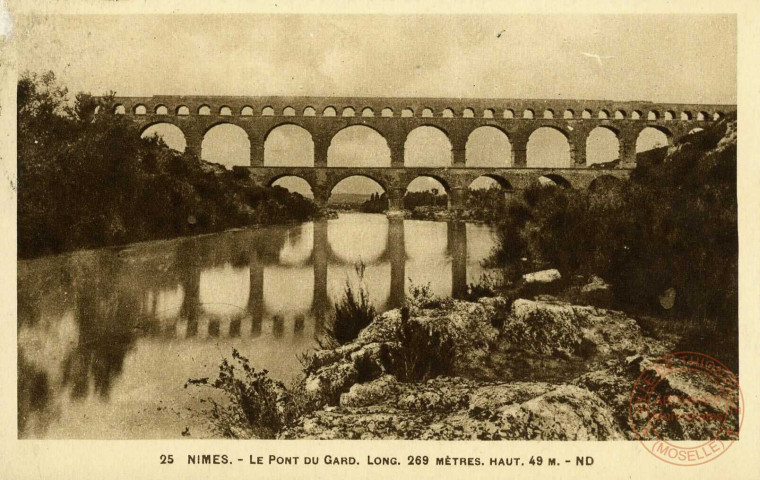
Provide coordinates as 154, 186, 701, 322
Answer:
522, 268, 561, 284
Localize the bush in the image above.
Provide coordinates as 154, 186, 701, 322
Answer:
185, 349, 285, 439
187, 349, 321, 439
391, 307, 456, 382
325, 262, 377, 345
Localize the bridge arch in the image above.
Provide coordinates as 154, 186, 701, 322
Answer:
327, 125, 391, 167
114, 104, 125, 114
268, 174, 315, 199
465, 125, 512, 167
636, 126, 673, 152
588, 174, 622, 191
328, 174, 389, 205
241, 106, 254, 116
264, 124, 314, 166
303, 106, 316, 116
198, 105, 211, 116
586, 126, 621, 166
201, 123, 251, 168
405, 174, 451, 195
563, 109, 574, 119
631, 110, 642, 120
527, 126, 571, 168
468, 173, 513, 191
134, 104, 147, 115
483, 109, 494, 119
176, 105, 190, 116
404, 125, 452, 167
537, 174, 572, 188
140, 122, 187, 152
442, 108, 454, 118
504, 109, 515, 119
614, 110, 626, 119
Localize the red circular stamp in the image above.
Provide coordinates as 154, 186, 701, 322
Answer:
628, 351, 743, 466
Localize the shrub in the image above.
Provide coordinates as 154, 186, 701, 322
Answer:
185, 349, 284, 439
325, 262, 377, 345
390, 307, 456, 382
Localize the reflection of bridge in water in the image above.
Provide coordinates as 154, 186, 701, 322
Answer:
174, 218, 469, 339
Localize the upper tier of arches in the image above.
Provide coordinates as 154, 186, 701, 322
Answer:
107, 96, 732, 123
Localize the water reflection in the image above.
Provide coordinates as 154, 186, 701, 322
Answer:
17, 213, 496, 438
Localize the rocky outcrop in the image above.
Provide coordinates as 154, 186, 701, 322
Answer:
285, 296, 701, 441
280, 376, 623, 440
300, 300, 500, 407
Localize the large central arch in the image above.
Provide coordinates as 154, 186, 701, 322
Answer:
404, 126, 452, 167
264, 124, 314, 166
527, 127, 571, 168
466, 126, 512, 167
328, 125, 390, 167
202, 123, 251, 168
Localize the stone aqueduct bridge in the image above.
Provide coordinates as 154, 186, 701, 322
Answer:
109, 95, 735, 210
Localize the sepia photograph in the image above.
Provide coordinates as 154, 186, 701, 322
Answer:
3, 2, 758, 478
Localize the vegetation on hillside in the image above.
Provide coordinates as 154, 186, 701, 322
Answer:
18, 71, 317, 259
488, 115, 738, 369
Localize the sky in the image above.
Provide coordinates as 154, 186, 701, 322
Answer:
16, 14, 736, 195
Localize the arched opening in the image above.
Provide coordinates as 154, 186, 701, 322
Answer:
588, 175, 622, 191
537, 174, 572, 188
483, 109, 494, 119
465, 126, 512, 167
241, 106, 254, 116
323, 106, 337, 117
401, 108, 414, 118
522, 109, 534, 119
647, 110, 659, 120
631, 110, 642, 120
463, 108, 475, 118
198, 105, 211, 116
697, 111, 707, 121
328, 125, 390, 167
681, 111, 692, 121
176, 105, 190, 116
202, 124, 251, 169
342, 107, 355, 117
563, 109, 574, 119
442, 108, 454, 118
582, 109, 592, 119
713, 112, 723, 121
264, 124, 314, 166
586, 127, 620, 166
404, 126, 452, 167
504, 109, 515, 119
404, 176, 449, 210
134, 104, 147, 115
527, 127, 571, 168
614, 110, 626, 119
381, 107, 394, 117
543, 109, 554, 119
422, 108, 434, 118
361, 107, 374, 117
155, 105, 168, 115
220, 106, 232, 116
141, 123, 187, 152
114, 104, 125, 114
262, 106, 275, 116
598, 109, 610, 120
283, 106, 296, 116
270, 176, 314, 198
328, 175, 386, 207
636, 127, 671, 153
468, 174, 512, 191
303, 106, 316, 116
664, 111, 675, 121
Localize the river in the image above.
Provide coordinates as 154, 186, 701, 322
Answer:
17, 213, 499, 438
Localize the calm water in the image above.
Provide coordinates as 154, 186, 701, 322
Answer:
17, 213, 498, 438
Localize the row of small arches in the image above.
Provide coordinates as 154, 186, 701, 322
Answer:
115, 104, 724, 122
